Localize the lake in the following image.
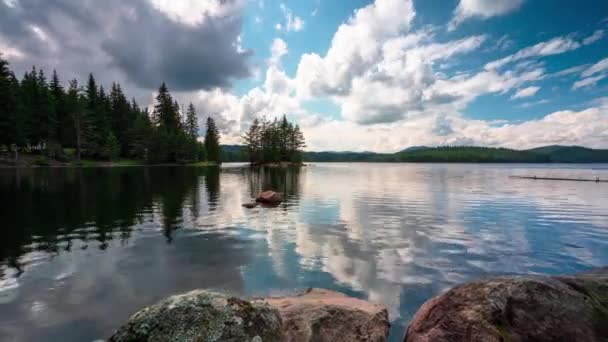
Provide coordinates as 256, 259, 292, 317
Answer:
1, 163, 607, 341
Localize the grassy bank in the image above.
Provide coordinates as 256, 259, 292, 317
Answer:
0, 153, 217, 168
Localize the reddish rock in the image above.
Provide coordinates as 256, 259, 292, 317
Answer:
405, 268, 608, 342
255, 190, 283, 204
266, 288, 390, 342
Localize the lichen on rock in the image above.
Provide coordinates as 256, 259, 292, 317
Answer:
109, 290, 283, 342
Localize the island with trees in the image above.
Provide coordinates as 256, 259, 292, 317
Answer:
242, 115, 306, 166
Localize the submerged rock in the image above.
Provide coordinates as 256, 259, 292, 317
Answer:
255, 191, 282, 205
109, 290, 283, 342
404, 267, 608, 342
266, 288, 390, 342
242, 202, 258, 209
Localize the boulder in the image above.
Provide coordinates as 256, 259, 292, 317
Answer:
109, 290, 283, 342
266, 288, 390, 342
255, 191, 282, 205
404, 268, 608, 342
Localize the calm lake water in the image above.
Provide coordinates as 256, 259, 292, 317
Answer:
1, 163, 607, 341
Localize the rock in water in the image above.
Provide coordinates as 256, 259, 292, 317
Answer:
109, 290, 283, 342
405, 267, 608, 342
255, 191, 282, 205
266, 288, 390, 342
242, 202, 258, 209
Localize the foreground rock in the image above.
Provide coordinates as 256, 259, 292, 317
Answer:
255, 190, 283, 205
109, 290, 283, 342
405, 268, 608, 342
266, 288, 389, 342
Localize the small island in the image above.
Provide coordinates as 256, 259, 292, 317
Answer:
241, 115, 307, 166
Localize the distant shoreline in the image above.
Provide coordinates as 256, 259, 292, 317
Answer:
220, 145, 608, 163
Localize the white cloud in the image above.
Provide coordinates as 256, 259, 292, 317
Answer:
275, 23, 282, 30
518, 99, 549, 108
448, 0, 524, 31
485, 35, 581, 70
279, 3, 305, 32
550, 64, 588, 78
572, 74, 607, 90
510, 86, 540, 99
270, 38, 288, 65
0, 37, 25, 60
185, 0, 607, 152
2, 0, 17, 8
583, 29, 605, 45
295, 0, 417, 99
581, 57, 608, 77
149, 0, 244, 25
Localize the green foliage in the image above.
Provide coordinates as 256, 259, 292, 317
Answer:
103, 133, 121, 160
0, 55, 26, 149
242, 115, 306, 164
204, 117, 221, 164
0, 57, 215, 165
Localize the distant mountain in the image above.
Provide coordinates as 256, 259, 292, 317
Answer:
399, 146, 430, 153
222, 145, 608, 163
525, 146, 608, 163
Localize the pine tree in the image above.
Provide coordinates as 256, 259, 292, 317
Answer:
242, 118, 261, 163
109, 82, 132, 156
204, 117, 221, 164
0, 55, 26, 156
185, 103, 199, 139
50, 70, 73, 148
152, 83, 180, 133
66, 79, 86, 161
37, 69, 56, 151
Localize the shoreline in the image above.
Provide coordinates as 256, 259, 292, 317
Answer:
0, 159, 218, 169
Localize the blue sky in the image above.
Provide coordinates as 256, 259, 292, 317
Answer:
2, 0, 607, 151
235, 0, 608, 125
219, 0, 608, 151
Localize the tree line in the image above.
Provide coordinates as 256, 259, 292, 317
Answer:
0, 55, 221, 164
242, 115, 306, 164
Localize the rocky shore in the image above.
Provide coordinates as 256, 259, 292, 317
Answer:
109, 268, 608, 342
109, 288, 389, 342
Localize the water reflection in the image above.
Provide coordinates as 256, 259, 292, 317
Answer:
0, 164, 607, 341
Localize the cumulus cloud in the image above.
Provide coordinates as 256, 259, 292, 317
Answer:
2, 0, 603, 151
295, 0, 416, 99
510, 86, 540, 99
183, 0, 608, 151
270, 38, 288, 65
149, 0, 246, 26
448, 0, 524, 31
0, 0, 251, 92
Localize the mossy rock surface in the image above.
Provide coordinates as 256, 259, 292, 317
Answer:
109, 290, 283, 342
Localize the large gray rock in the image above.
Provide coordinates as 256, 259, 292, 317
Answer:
405, 268, 608, 342
266, 288, 390, 342
109, 290, 283, 342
